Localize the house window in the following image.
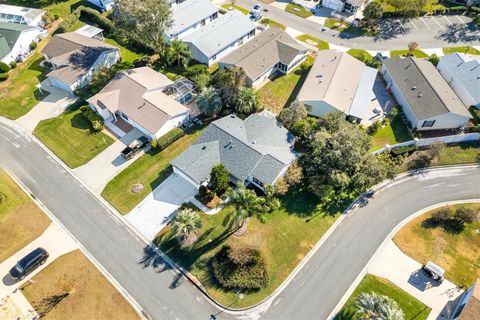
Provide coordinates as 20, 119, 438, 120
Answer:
252, 177, 264, 188
421, 120, 436, 128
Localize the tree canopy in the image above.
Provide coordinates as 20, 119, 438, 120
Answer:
196, 87, 223, 116
211, 67, 246, 109
209, 164, 230, 194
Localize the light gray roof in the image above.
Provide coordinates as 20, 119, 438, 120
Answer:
183, 10, 255, 59
219, 27, 306, 82
171, 111, 297, 186
0, 4, 45, 26
0, 22, 37, 60
383, 56, 470, 120
167, 0, 219, 37
439, 53, 480, 106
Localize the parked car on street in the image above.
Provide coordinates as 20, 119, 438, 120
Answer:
9, 247, 49, 281
121, 136, 149, 160
250, 4, 263, 14
250, 12, 262, 22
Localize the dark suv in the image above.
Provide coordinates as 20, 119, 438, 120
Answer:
9, 247, 49, 281
121, 136, 149, 160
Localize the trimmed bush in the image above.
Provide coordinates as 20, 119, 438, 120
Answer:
29, 41, 37, 50
156, 127, 185, 151
80, 105, 105, 132
79, 6, 115, 33
9, 61, 17, 69
0, 61, 10, 73
391, 144, 417, 156
55, 8, 81, 34
211, 244, 268, 291
0, 73, 9, 81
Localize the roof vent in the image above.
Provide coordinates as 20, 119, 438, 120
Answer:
252, 140, 256, 144
201, 146, 207, 150
411, 85, 416, 90
418, 92, 422, 98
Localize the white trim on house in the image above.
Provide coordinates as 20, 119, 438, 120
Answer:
0, 27, 46, 64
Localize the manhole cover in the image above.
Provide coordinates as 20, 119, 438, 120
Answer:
131, 183, 144, 193
305, 39, 318, 46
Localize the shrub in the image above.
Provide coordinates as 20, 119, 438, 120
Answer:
150, 139, 158, 148
198, 185, 209, 199
55, 8, 81, 34
429, 53, 440, 66
367, 120, 382, 135
391, 144, 417, 156
9, 61, 16, 69
454, 208, 477, 225
29, 41, 37, 50
79, 6, 115, 33
80, 105, 105, 132
0, 73, 8, 81
184, 64, 209, 79
211, 244, 268, 291
156, 127, 184, 151
209, 164, 230, 194
431, 207, 452, 224
0, 61, 10, 73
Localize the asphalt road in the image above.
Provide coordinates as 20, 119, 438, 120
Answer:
1, 118, 479, 320
237, 0, 480, 50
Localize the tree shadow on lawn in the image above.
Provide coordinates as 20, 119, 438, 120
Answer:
70, 112, 96, 133
283, 64, 313, 110
148, 165, 174, 194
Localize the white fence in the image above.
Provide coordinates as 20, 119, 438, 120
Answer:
372, 133, 480, 154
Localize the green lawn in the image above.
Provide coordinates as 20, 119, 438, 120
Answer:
155, 186, 339, 307
324, 18, 349, 31
394, 203, 480, 288
285, 4, 313, 18
104, 38, 144, 64
221, 4, 250, 15
0, 52, 48, 120
258, 55, 313, 114
347, 49, 374, 62
34, 107, 114, 168
390, 50, 429, 58
296, 34, 329, 50
443, 46, 480, 55
338, 274, 431, 320
1, 0, 87, 17
101, 126, 205, 214
370, 117, 412, 151
260, 18, 287, 30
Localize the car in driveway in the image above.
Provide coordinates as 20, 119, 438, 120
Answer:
250, 4, 263, 14
121, 136, 149, 160
9, 247, 49, 281
250, 12, 262, 22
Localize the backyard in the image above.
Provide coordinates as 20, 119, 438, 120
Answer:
369, 117, 412, 151
101, 126, 205, 214
338, 274, 431, 320
33, 106, 114, 168
0, 168, 51, 262
21, 250, 139, 320
257, 55, 313, 114
155, 186, 340, 307
394, 203, 480, 288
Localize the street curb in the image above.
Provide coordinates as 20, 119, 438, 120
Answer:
326, 198, 480, 320
3, 169, 149, 320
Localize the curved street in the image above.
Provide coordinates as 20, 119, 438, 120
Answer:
1, 118, 479, 319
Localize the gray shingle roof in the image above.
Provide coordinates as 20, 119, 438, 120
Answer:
0, 22, 36, 60
219, 27, 306, 82
383, 56, 470, 120
167, 0, 219, 37
439, 53, 480, 106
171, 111, 297, 186
183, 10, 255, 59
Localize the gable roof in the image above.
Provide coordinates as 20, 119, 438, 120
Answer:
0, 22, 37, 60
219, 27, 306, 82
298, 50, 376, 119
383, 56, 470, 120
171, 111, 296, 185
0, 4, 45, 25
167, 0, 219, 37
183, 10, 255, 59
87, 67, 188, 135
440, 53, 480, 106
42, 32, 118, 84
459, 279, 480, 320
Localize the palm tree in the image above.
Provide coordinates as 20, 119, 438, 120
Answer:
167, 39, 191, 68
237, 87, 259, 114
196, 87, 223, 116
226, 184, 265, 231
355, 292, 404, 320
171, 208, 202, 245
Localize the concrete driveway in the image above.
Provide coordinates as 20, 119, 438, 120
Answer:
125, 174, 197, 240
368, 240, 463, 319
73, 128, 146, 193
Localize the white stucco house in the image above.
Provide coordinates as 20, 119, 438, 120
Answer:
0, 22, 46, 64
450, 278, 480, 320
87, 67, 190, 139
382, 56, 471, 131
183, 10, 256, 66
0, 4, 46, 27
41, 32, 120, 94
219, 27, 307, 88
437, 53, 480, 109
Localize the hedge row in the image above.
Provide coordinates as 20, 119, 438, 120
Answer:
154, 127, 184, 150
391, 144, 417, 156
80, 105, 105, 131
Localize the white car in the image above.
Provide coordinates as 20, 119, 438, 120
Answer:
250, 4, 263, 14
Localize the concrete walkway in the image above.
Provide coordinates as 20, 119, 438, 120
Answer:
368, 240, 463, 319
15, 81, 77, 133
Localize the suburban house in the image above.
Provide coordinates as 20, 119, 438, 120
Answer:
450, 279, 480, 320
0, 4, 45, 27
318, 0, 368, 15
0, 22, 46, 64
437, 53, 480, 109
86, 0, 115, 12
171, 111, 297, 191
165, 0, 219, 41
87, 67, 190, 139
382, 56, 471, 131
183, 10, 256, 66
219, 27, 307, 88
42, 32, 120, 94
297, 50, 377, 123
